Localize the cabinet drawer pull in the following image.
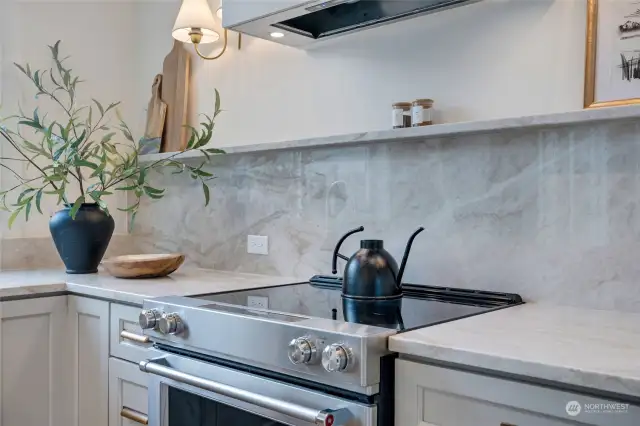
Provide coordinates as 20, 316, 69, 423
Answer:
501, 423, 517, 426
121, 407, 148, 424
120, 330, 150, 344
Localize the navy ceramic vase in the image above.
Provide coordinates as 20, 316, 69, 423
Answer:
49, 203, 115, 274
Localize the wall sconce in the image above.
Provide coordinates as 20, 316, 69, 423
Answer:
172, 0, 241, 60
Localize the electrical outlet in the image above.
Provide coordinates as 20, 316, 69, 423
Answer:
247, 296, 269, 310
247, 235, 269, 255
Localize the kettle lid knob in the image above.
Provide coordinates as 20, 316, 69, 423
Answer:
360, 240, 383, 250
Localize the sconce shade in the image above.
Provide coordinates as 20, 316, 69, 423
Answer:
172, 0, 220, 44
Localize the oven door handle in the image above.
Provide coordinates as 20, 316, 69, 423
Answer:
140, 359, 352, 426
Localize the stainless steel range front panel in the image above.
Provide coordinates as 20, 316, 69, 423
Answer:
145, 349, 377, 426
142, 296, 395, 395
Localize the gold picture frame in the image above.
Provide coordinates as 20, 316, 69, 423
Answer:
584, 0, 640, 108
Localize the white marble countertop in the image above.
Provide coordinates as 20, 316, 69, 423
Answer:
0, 268, 302, 305
389, 303, 640, 398
140, 104, 640, 162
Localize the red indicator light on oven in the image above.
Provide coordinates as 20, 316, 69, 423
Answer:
325, 414, 334, 426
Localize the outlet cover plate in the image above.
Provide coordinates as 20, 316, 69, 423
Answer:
247, 235, 269, 255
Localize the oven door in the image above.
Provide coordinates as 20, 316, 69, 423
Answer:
141, 351, 377, 426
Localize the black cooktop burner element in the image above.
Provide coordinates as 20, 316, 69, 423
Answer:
197, 278, 523, 332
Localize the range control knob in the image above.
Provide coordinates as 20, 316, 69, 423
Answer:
322, 344, 353, 372
158, 313, 185, 335
288, 337, 318, 365
139, 309, 161, 330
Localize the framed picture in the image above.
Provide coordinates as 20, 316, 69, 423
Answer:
585, 0, 640, 108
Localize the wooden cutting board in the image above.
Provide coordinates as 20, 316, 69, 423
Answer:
160, 41, 191, 152
139, 74, 167, 155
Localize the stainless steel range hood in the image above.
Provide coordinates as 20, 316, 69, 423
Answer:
222, 0, 480, 48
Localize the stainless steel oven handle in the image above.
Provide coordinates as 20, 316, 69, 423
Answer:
140, 359, 352, 426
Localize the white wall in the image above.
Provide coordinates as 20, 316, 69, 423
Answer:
0, 0, 138, 237
133, 0, 587, 147
0, 0, 588, 237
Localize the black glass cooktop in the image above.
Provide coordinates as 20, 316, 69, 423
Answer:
196, 278, 522, 332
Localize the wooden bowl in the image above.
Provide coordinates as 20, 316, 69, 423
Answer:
102, 254, 185, 279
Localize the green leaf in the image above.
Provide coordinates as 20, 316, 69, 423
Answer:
97, 200, 109, 216
92, 99, 104, 116
50, 68, 61, 87
138, 168, 147, 185
101, 132, 116, 144
53, 145, 67, 161
202, 182, 210, 207
90, 191, 113, 198
214, 88, 221, 115
18, 120, 43, 131
75, 159, 98, 170
105, 102, 121, 114
14, 63, 27, 76
71, 129, 87, 148
186, 130, 196, 149
143, 186, 164, 195
120, 127, 133, 142
22, 140, 49, 156
49, 40, 60, 60
191, 168, 213, 177
129, 211, 137, 232
205, 148, 226, 155
115, 185, 137, 191
35, 189, 43, 214
69, 196, 85, 219
8, 208, 22, 229
24, 199, 32, 221
117, 202, 139, 212
16, 188, 36, 205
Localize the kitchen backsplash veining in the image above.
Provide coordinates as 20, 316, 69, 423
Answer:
133, 118, 640, 312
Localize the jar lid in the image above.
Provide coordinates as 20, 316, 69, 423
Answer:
392, 102, 412, 110
413, 99, 434, 106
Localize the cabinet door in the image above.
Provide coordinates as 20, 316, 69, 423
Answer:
109, 357, 149, 426
0, 296, 69, 426
69, 296, 110, 426
396, 359, 640, 426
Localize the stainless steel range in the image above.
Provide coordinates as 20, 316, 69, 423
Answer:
138, 277, 522, 426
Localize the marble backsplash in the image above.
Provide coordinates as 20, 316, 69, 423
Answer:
0, 235, 137, 270
133, 119, 640, 312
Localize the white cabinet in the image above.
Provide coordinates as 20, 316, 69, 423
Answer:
109, 357, 149, 426
0, 294, 147, 426
396, 359, 640, 426
68, 296, 110, 426
110, 303, 152, 364
0, 296, 70, 426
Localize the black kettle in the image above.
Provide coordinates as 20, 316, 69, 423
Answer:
332, 226, 425, 299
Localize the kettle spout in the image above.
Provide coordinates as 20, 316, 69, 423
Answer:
396, 227, 425, 287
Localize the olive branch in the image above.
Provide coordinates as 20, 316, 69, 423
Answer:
0, 41, 224, 229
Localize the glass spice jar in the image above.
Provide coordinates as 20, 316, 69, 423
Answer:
411, 99, 434, 127
392, 102, 412, 129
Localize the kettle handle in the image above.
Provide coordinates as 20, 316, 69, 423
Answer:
331, 226, 364, 274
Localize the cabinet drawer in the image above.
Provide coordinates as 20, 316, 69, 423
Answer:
110, 304, 151, 363
396, 359, 639, 426
109, 357, 148, 426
